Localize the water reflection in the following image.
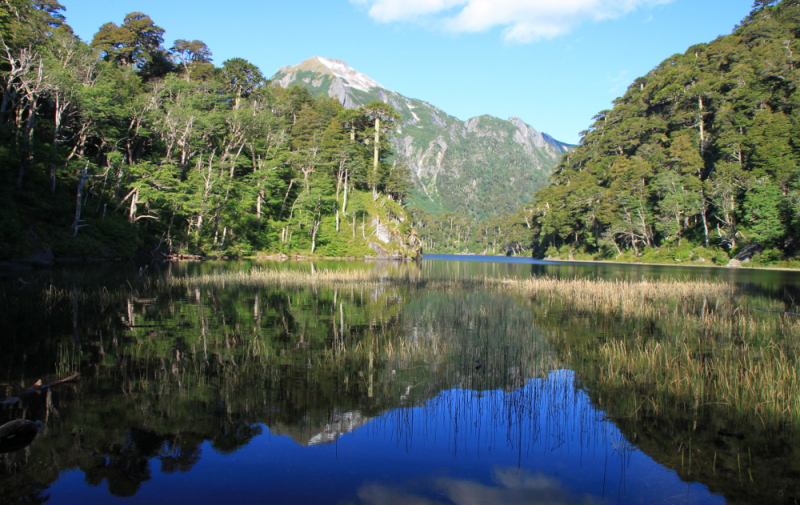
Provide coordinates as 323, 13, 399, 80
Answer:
424, 252, 800, 295
356, 468, 584, 505
1, 262, 795, 504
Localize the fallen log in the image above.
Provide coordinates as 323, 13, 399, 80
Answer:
17, 373, 80, 396
0, 397, 19, 409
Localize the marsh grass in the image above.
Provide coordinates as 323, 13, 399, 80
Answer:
158, 267, 489, 292
517, 277, 800, 433
166, 268, 798, 432
7, 266, 800, 433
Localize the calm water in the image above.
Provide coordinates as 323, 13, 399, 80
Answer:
0, 256, 797, 504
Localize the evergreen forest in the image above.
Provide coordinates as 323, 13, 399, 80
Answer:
4, 0, 800, 267
528, 0, 800, 267
0, 1, 419, 262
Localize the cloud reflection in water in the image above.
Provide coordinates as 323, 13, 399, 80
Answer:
355, 466, 595, 505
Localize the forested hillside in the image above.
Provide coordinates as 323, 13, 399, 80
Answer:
529, 0, 800, 266
0, 2, 421, 262
273, 57, 571, 255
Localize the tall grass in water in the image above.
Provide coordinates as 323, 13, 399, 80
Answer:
160, 268, 799, 431
510, 276, 800, 434
8, 266, 799, 433
159, 267, 492, 291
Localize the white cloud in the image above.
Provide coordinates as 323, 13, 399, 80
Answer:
351, 0, 466, 22
607, 69, 630, 94
351, 0, 672, 43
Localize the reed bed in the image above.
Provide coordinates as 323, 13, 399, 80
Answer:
158, 267, 494, 291
518, 276, 800, 433
586, 330, 800, 431
8, 266, 799, 433
514, 276, 735, 316
162, 268, 736, 313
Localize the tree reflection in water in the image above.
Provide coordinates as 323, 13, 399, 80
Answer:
0, 261, 796, 504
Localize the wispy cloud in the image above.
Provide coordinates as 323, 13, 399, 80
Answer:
351, 0, 672, 43
607, 69, 630, 95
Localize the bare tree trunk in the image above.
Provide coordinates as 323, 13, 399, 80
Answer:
700, 189, 709, 247
311, 219, 320, 253
342, 169, 348, 216
212, 200, 221, 245
72, 163, 89, 236
372, 117, 380, 199
49, 94, 70, 193
128, 188, 138, 225
256, 187, 264, 230
278, 179, 295, 220
17, 100, 37, 189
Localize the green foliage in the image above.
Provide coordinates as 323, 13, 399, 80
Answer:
528, 0, 800, 266
90, 12, 166, 71
273, 65, 570, 255
743, 179, 786, 246
0, 9, 420, 261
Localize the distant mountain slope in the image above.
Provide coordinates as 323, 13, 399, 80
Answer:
272, 57, 572, 220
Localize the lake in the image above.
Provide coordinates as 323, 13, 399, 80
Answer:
1, 255, 798, 504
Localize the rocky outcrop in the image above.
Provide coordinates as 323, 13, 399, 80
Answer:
368, 214, 422, 260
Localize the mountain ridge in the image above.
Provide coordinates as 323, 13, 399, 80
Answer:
272, 57, 572, 220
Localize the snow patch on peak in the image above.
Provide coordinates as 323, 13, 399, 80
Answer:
315, 57, 383, 92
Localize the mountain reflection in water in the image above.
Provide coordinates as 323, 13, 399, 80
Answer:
40, 373, 722, 505
1, 259, 796, 504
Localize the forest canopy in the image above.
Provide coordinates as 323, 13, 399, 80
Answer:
527, 0, 800, 266
0, 1, 417, 260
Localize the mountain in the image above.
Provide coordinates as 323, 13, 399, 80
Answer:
526, 0, 800, 265
272, 57, 572, 220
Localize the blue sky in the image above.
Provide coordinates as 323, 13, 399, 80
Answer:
64, 0, 754, 144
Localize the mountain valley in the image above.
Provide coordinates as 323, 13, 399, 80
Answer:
273, 57, 572, 224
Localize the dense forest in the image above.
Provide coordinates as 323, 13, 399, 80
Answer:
0, 1, 419, 262
410, 205, 536, 256
529, 0, 800, 266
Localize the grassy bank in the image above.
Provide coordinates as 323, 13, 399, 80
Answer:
543, 243, 800, 269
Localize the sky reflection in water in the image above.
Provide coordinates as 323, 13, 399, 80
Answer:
5, 257, 788, 504
46, 371, 723, 505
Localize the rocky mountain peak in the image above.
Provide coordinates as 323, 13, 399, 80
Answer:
271, 57, 573, 220
275, 56, 383, 93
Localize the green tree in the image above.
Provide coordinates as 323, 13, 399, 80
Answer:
169, 39, 213, 82
744, 178, 786, 246
91, 12, 165, 70
220, 58, 264, 109
361, 101, 399, 198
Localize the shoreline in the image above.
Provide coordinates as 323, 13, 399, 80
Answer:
538, 255, 800, 273
0, 252, 417, 276
427, 252, 800, 273
3, 252, 800, 276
